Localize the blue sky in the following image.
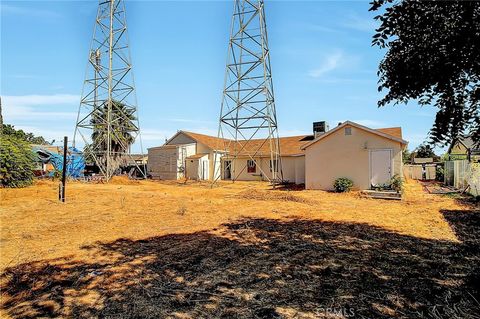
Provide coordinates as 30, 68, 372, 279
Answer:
1, 0, 440, 152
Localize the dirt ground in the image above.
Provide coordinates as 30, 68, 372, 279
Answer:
1, 178, 479, 318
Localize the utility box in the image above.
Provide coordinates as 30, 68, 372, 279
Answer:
313, 121, 329, 137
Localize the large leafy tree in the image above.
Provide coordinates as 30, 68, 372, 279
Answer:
0, 117, 50, 187
414, 144, 439, 160
1, 124, 50, 145
370, 0, 480, 147
0, 135, 36, 188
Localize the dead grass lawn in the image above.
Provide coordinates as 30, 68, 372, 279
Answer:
1, 178, 479, 318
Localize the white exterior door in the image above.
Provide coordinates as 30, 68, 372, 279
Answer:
201, 160, 208, 180
370, 149, 392, 186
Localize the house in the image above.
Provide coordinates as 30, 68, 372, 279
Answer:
147, 131, 309, 184
444, 137, 480, 195
147, 121, 408, 190
448, 137, 480, 162
301, 121, 408, 190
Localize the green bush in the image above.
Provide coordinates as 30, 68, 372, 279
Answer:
390, 174, 403, 193
436, 164, 444, 182
0, 135, 36, 188
333, 177, 354, 192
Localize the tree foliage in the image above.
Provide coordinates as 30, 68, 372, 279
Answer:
0, 135, 36, 188
414, 144, 438, 160
370, 0, 480, 147
2, 124, 50, 145
0, 123, 49, 187
89, 100, 137, 166
402, 148, 412, 164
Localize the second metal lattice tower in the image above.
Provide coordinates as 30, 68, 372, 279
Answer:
216, 0, 282, 185
74, 0, 144, 181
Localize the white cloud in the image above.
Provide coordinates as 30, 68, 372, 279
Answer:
140, 128, 176, 142
3, 94, 79, 107
10, 74, 39, 79
342, 13, 379, 32
2, 94, 79, 121
13, 125, 72, 144
307, 24, 344, 34
308, 51, 345, 78
404, 133, 429, 148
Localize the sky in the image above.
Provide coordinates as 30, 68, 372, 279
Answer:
1, 0, 441, 152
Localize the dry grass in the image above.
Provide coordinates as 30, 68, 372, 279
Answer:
1, 178, 479, 318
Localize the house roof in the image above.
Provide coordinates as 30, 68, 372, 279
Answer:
301, 121, 408, 150
376, 127, 403, 140
186, 153, 209, 160
171, 131, 309, 157
181, 131, 228, 150
458, 137, 479, 150
155, 122, 406, 157
448, 136, 480, 153
224, 135, 310, 157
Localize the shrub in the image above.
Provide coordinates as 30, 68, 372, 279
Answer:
436, 164, 444, 182
333, 177, 354, 192
390, 174, 403, 193
0, 135, 36, 188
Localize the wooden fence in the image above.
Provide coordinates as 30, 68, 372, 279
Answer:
403, 164, 436, 180
444, 160, 480, 196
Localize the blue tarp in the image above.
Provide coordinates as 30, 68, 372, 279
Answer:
33, 146, 85, 178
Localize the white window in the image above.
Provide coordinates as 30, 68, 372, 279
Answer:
247, 160, 256, 173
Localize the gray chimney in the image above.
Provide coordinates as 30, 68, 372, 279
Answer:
313, 121, 329, 138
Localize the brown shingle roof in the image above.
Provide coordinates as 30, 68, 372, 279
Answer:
181, 131, 308, 157
237, 135, 309, 156
376, 127, 403, 140
181, 131, 228, 150
186, 154, 208, 160
178, 124, 404, 157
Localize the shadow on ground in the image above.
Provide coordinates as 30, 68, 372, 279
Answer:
2, 210, 480, 318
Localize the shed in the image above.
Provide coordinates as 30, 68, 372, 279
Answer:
301, 121, 408, 190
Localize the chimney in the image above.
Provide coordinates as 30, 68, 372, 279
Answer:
313, 121, 329, 138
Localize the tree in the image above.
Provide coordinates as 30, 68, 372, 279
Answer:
90, 100, 137, 165
414, 144, 439, 161
0, 135, 36, 187
0, 123, 51, 187
2, 124, 50, 145
402, 148, 412, 164
370, 1, 480, 147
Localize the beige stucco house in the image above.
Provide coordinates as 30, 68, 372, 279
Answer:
301, 121, 408, 190
147, 121, 407, 190
147, 131, 308, 184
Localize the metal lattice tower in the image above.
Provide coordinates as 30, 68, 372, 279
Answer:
74, 0, 144, 181
215, 0, 282, 186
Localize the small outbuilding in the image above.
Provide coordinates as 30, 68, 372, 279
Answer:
301, 121, 408, 190
447, 136, 480, 162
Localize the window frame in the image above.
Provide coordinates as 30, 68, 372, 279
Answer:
247, 159, 256, 173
